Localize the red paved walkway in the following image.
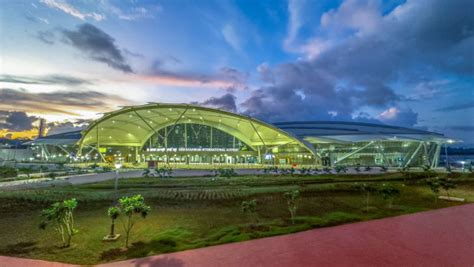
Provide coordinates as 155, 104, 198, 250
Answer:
2, 204, 474, 267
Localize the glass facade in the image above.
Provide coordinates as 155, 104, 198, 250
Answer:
314, 141, 441, 167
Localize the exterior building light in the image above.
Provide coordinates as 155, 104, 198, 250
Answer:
447, 139, 454, 144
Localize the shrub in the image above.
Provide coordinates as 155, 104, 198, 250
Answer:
48, 172, 57, 180
155, 166, 173, 178
335, 166, 348, 173
0, 166, 18, 178
217, 168, 237, 178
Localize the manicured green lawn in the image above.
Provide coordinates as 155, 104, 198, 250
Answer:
0, 173, 472, 265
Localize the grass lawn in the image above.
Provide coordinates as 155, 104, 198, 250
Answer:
0, 173, 473, 265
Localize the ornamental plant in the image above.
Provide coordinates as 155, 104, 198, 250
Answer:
354, 183, 377, 212
217, 168, 237, 178
284, 190, 300, 224
118, 194, 151, 248
241, 199, 257, 223
106, 206, 121, 238
142, 168, 151, 177
427, 178, 441, 203
39, 198, 78, 247
422, 165, 433, 179
439, 178, 457, 199
398, 166, 411, 182
379, 183, 400, 209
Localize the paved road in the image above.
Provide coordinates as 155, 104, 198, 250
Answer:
0, 169, 266, 190
1, 204, 473, 267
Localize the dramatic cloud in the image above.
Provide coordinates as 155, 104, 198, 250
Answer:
377, 107, 418, 127
434, 102, 474, 112
195, 93, 237, 112
222, 24, 242, 51
47, 119, 90, 135
36, 30, 55, 44
100, 2, 161, 21
0, 74, 92, 86
283, 0, 305, 51
62, 23, 133, 73
243, 0, 474, 124
0, 111, 38, 131
0, 88, 131, 116
41, 0, 105, 21
138, 64, 247, 89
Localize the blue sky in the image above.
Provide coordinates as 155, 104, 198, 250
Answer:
0, 0, 473, 145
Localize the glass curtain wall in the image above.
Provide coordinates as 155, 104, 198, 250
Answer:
314, 141, 440, 167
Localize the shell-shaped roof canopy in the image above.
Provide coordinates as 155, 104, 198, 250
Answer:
274, 121, 451, 143
79, 103, 310, 151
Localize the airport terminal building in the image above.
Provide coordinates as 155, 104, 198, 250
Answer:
26, 103, 451, 168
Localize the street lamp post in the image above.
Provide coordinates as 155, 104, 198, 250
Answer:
114, 163, 122, 192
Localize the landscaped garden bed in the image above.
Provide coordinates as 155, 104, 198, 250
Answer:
0, 172, 473, 265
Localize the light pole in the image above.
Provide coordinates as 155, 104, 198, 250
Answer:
114, 163, 122, 192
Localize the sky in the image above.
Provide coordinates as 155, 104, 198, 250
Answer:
0, 0, 473, 145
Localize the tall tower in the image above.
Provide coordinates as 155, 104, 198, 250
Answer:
38, 118, 46, 138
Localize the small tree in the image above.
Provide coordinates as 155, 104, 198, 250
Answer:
106, 206, 121, 239
379, 184, 400, 209
422, 165, 432, 179
284, 190, 300, 224
398, 166, 411, 182
445, 165, 452, 174
142, 168, 151, 177
20, 167, 33, 179
354, 183, 377, 212
39, 198, 78, 247
118, 195, 151, 248
241, 199, 257, 224
48, 172, 57, 180
439, 178, 457, 199
427, 178, 441, 203
466, 164, 473, 173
